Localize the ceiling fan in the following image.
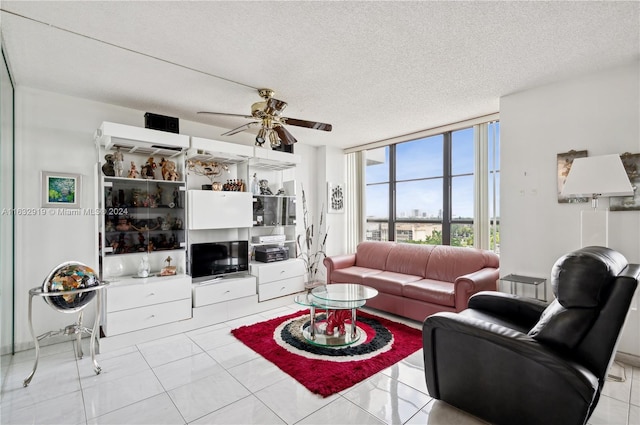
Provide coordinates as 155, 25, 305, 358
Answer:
198, 88, 332, 148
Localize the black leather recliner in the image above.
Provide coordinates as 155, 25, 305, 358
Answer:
423, 246, 639, 425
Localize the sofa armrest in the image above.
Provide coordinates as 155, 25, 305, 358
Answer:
423, 312, 598, 424
469, 291, 548, 327
453, 268, 499, 310
323, 254, 356, 282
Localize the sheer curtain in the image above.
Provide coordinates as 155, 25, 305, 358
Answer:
345, 151, 365, 252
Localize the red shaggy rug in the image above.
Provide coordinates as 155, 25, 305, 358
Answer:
231, 309, 423, 397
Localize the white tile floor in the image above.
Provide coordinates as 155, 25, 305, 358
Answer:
1, 303, 638, 425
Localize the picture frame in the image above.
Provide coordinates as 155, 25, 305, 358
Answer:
557, 150, 589, 204
42, 171, 81, 208
327, 182, 345, 214
610, 152, 640, 211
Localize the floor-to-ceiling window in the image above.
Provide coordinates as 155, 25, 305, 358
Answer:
364, 121, 499, 251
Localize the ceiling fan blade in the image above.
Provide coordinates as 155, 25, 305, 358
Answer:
282, 117, 332, 132
197, 111, 254, 119
221, 121, 259, 136
274, 125, 298, 145
264, 98, 287, 116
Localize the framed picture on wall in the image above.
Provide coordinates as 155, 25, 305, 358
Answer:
610, 152, 640, 211
42, 171, 81, 208
557, 150, 589, 203
327, 182, 345, 214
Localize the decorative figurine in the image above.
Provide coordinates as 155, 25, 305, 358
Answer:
173, 187, 180, 208
161, 213, 172, 230
276, 188, 286, 196
113, 147, 125, 177
325, 310, 350, 336
251, 173, 260, 195
141, 157, 157, 179
160, 256, 176, 276
259, 179, 273, 195
137, 255, 150, 278
102, 154, 115, 176
128, 161, 139, 179
160, 158, 179, 181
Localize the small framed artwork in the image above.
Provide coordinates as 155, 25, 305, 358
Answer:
557, 150, 589, 203
42, 171, 81, 208
610, 152, 640, 211
327, 182, 345, 214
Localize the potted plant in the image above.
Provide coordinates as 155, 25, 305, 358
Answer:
296, 187, 328, 290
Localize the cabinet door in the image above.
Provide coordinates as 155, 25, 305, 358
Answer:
188, 191, 253, 229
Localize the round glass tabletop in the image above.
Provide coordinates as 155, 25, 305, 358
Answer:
311, 283, 378, 303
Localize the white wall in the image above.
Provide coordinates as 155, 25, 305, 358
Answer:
500, 61, 640, 356
8, 87, 326, 353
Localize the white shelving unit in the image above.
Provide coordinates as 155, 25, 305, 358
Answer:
240, 148, 306, 301
95, 122, 192, 338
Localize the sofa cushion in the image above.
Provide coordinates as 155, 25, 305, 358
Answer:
403, 279, 456, 307
385, 243, 435, 277
363, 271, 423, 296
355, 241, 395, 270
331, 266, 383, 285
425, 245, 499, 283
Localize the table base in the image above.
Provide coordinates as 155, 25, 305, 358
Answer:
301, 322, 364, 347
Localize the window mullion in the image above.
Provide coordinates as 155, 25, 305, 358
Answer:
389, 144, 396, 241
443, 132, 451, 245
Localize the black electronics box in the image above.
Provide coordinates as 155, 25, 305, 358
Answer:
254, 246, 289, 263
144, 112, 179, 134
272, 143, 294, 154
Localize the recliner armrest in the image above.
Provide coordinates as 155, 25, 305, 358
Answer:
469, 291, 548, 327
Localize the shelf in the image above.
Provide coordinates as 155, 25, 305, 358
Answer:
188, 137, 253, 164
104, 246, 185, 256
104, 176, 186, 185
95, 122, 189, 158
253, 194, 296, 198
249, 147, 301, 170
251, 239, 296, 246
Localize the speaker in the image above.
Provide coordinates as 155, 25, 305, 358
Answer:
272, 143, 294, 154
144, 112, 179, 134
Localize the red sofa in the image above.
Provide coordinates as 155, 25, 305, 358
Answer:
323, 241, 500, 322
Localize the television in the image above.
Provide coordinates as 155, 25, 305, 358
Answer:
190, 241, 249, 281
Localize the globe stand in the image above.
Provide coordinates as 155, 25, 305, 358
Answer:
23, 283, 108, 387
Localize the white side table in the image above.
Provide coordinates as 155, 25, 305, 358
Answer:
500, 274, 547, 302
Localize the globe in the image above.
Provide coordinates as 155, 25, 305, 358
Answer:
42, 262, 100, 312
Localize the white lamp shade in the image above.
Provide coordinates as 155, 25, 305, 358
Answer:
562, 154, 634, 198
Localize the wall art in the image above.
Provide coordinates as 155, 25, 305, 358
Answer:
557, 150, 588, 203
327, 182, 345, 214
610, 152, 640, 211
42, 171, 81, 208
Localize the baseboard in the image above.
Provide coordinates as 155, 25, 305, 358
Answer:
615, 351, 640, 368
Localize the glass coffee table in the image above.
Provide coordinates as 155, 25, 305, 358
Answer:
294, 283, 378, 347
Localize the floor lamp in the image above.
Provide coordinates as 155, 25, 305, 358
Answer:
561, 154, 634, 247
561, 154, 634, 382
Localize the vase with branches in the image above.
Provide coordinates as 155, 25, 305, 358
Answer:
297, 187, 328, 288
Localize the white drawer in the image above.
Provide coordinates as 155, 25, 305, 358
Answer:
192, 276, 256, 307
258, 275, 305, 301
251, 259, 305, 284
106, 275, 191, 312
105, 298, 192, 336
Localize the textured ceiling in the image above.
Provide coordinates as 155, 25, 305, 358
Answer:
1, 1, 638, 149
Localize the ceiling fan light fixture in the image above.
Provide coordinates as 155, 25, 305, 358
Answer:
269, 130, 281, 148
256, 127, 268, 146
